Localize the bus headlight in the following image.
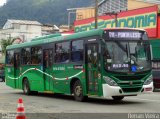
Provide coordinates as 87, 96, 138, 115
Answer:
103, 76, 118, 86
144, 75, 153, 85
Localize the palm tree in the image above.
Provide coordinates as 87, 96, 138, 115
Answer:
1, 38, 16, 55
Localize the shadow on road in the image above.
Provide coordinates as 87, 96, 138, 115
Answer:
13, 92, 145, 105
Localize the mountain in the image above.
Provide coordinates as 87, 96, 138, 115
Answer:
0, 0, 95, 27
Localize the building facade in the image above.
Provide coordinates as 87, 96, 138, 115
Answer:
128, 0, 160, 10
42, 24, 59, 35
0, 19, 42, 42
98, 0, 127, 15
76, 7, 95, 21
75, 0, 160, 21
75, 0, 128, 21
74, 5, 159, 38
74, 0, 160, 39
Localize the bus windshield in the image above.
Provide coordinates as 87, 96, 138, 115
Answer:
103, 41, 151, 73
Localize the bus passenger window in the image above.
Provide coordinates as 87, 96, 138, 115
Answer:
21, 48, 31, 65
71, 40, 83, 62
31, 47, 42, 65
6, 50, 14, 65
55, 42, 70, 63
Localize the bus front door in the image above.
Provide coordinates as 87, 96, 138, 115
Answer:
86, 43, 99, 95
14, 53, 20, 88
43, 49, 53, 91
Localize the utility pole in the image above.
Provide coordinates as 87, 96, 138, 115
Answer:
95, 0, 98, 29
114, 13, 118, 27
104, 12, 118, 27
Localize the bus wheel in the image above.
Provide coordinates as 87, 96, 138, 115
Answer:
112, 96, 124, 101
73, 80, 87, 102
23, 79, 31, 95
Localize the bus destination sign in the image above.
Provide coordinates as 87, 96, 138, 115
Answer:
109, 32, 142, 39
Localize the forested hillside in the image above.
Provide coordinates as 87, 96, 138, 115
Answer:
0, 0, 96, 27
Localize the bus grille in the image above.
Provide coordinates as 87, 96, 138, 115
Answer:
118, 81, 143, 86
122, 87, 142, 93
115, 75, 146, 81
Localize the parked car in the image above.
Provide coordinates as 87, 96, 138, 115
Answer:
0, 67, 5, 82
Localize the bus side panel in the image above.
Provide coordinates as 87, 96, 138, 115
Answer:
52, 64, 86, 94
66, 64, 86, 95
5, 66, 16, 88
21, 65, 44, 92
52, 64, 68, 93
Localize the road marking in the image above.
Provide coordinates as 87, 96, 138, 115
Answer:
127, 97, 160, 103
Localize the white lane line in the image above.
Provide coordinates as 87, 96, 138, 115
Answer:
126, 97, 160, 103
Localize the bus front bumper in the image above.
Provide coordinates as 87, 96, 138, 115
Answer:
102, 82, 153, 98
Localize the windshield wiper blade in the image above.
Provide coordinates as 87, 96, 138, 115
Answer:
115, 41, 127, 53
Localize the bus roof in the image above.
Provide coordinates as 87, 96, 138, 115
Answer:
6, 29, 103, 50
104, 27, 146, 31
31, 33, 62, 41
6, 28, 146, 50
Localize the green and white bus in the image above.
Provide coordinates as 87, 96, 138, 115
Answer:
5, 28, 153, 101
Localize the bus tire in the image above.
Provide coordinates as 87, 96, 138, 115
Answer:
112, 96, 124, 101
73, 80, 87, 102
23, 79, 31, 95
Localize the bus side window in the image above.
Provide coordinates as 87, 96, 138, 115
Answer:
6, 50, 14, 65
31, 47, 42, 65
71, 40, 83, 62
55, 42, 70, 63
21, 48, 31, 65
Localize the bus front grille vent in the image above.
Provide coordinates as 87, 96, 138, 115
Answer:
115, 75, 147, 81
122, 87, 142, 93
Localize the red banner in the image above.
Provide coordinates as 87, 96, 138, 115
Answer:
74, 5, 158, 38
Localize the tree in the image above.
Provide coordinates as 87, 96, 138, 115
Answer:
0, 0, 94, 27
1, 38, 16, 55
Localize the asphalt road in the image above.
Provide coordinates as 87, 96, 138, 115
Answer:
0, 82, 160, 119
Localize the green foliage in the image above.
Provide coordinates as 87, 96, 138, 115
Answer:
1, 38, 16, 54
0, 0, 93, 27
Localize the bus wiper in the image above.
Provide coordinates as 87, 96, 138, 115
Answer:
115, 41, 127, 53
126, 44, 129, 58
